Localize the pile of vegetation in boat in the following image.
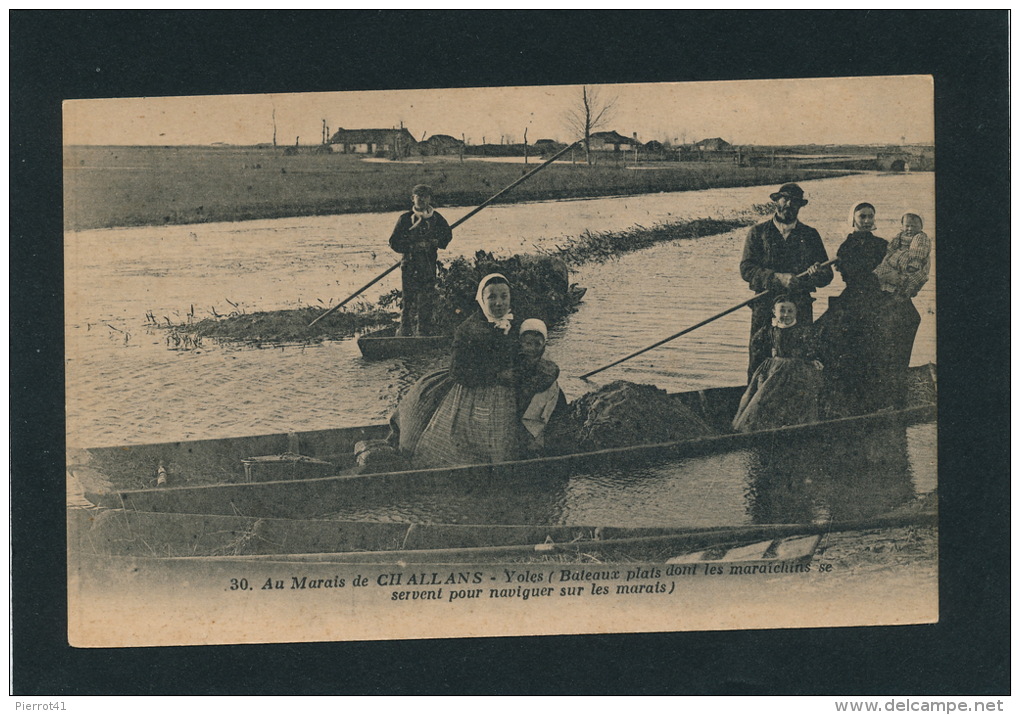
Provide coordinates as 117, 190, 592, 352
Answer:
544, 380, 716, 453
427, 250, 583, 333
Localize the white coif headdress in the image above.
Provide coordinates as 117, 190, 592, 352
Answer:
475, 273, 514, 334
519, 318, 547, 339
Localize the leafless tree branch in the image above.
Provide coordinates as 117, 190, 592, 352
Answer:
564, 85, 618, 165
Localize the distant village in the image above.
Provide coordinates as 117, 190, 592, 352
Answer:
264, 124, 935, 172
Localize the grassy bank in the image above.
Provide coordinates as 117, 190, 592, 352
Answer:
550, 215, 761, 265
156, 305, 396, 348
64, 145, 850, 231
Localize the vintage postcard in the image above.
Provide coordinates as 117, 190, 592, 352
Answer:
64, 76, 937, 647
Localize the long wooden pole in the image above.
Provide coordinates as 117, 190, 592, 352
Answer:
308, 140, 582, 327
578, 258, 837, 380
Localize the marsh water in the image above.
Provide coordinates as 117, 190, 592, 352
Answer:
66, 172, 936, 527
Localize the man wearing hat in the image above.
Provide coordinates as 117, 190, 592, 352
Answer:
739, 183, 833, 379
389, 184, 453, 336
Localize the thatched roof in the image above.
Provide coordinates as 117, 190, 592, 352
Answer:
423, 134, 464, 146
694, 137, 732, 150
590, 130, 641, 146
329, 128, 417, 145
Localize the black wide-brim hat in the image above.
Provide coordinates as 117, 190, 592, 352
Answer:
769, 183, 808, 205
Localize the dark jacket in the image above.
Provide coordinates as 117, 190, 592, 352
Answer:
515, 357, 560, 411
449, 311, 518, 388
740, 219, 833, 299
388, 210, 453, 284
750, 322, 818, 365
836, 231, 888, 283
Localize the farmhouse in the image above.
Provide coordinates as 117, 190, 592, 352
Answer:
421, 134, 465, 155
328, 128, 417, 156
589, 131, 642, 152
533, 139, 568, 156
693, 137, 732, 152
675, 137, 741, 163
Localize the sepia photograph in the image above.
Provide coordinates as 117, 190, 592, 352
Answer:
12, 10, 1008, 696
63, 75, 939, 646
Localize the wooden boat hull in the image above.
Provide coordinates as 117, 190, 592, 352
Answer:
79, 404, 935, 519
357, 325, 451, 359
68, 506, 934, 564
74, 365, 936, 520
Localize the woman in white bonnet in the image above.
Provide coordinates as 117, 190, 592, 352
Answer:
402, 273, 522, 467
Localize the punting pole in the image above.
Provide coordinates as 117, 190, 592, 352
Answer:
308, 140, 582, 327
578, 258, 838, 381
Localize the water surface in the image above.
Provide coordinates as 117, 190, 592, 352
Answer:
66, 172, 936, 527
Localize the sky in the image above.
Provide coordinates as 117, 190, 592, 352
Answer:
62, 75, 934, 147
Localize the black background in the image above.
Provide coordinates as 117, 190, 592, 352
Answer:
11, 10, 1009, 695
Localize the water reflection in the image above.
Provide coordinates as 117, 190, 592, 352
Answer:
817, 425, 915, 522
309, 421, 929, 527
322, 469, 570, 525
559, 451, 753, 527
745, 423, 914, 525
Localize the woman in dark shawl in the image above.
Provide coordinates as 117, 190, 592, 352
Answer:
393, 273, 523, 467
814, 202, 896, 417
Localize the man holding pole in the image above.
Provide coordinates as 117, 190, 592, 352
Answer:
308, 142, 578, 330
740, 183, 833, 379
389, 184, 453, 336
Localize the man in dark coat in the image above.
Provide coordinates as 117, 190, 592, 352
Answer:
740, 183, 833, 379
389, 184, 453, 336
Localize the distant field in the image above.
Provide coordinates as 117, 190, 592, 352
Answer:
63, 145, 852, 231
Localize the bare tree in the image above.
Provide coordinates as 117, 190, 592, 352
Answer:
565, 85, 618, 165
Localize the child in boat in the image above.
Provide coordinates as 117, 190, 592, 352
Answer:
874, 212, 931, 301
732, 295, 823, 432
515, 319, 568, 453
